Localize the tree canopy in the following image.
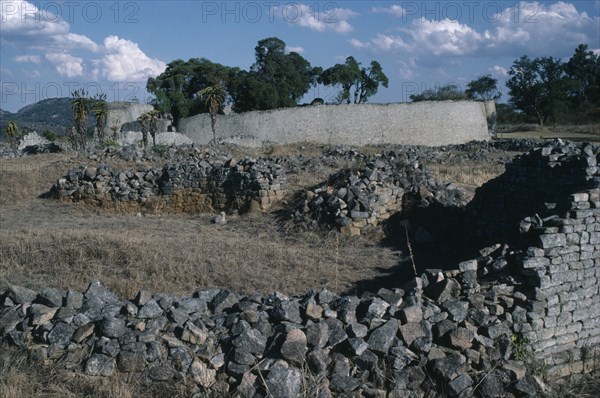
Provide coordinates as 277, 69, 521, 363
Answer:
466, 75, 501, 101
409, 84, 467, 102
318, 56, 388, 104
503, 44, 600, 125
147, 38, 388, 125
147, 58, 237, 126
231, 37, 321, 112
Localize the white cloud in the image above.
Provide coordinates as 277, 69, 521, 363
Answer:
371, 5, 406, 17
490, 65, 509, 77
286, 46, 305, 54
0, 0, 98, 51
15, 54, 41, 63
482, 2, 599, 56
593, 48, 600, 56
45, 53, 84, 78
397, 57, 418, 80
353, 2, 599, 62
277, 4, 358, 34
93, 36, 166, 82
1, 1, 166, 82
0, 67, 14, 78
352, 18, 482, 56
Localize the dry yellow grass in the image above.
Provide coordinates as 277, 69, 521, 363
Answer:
0, 145, 595, 397
428, 161, 505, 187
0, 153, 403, 300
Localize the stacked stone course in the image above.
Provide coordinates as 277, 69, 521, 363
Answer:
6, 140, 600, 395
515, 188, 600, 377
295, 157, 468, 236
0, 267, 546, 397
50, 157, 287, 214
466, 141, 599, 245
463, 140, 600, 377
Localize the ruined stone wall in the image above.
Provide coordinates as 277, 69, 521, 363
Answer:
104, 102, 153, 138
50, 157, 287, 214
2, 142, 599, 396
464, 142, 600, 377
514, 189, 600, 377
466, 143, 598, 246
179, 101, 491, 147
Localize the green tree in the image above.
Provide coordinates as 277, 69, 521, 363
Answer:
466, 74, 501, 101
565, 44, 600, 120
506, 55, 567, 126
92, 93, 108, 143
147, 58, 235, 126
231, 37, 321, 112
71, 89, 89, 150
410, 84, 467, 102
4, 120, 19, 148
41, 129, 57, 141
199, 82, 226, 142
319, 57, 360, 104
319, 56, 389, 104
137, 112, 150, 148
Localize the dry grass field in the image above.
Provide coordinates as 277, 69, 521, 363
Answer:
0, 139, 598, 397
496, 123, 599, 142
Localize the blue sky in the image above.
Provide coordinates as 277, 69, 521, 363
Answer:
1, 0, 599, 112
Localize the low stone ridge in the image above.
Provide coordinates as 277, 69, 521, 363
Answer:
292, 157, 468, 236
49, 155, 287, 213
3, 140, 600, 396
0, 262, 545, 397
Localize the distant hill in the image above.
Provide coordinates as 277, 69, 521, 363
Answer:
0, 98, 94, 140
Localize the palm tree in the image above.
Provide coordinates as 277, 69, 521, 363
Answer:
71, 89, 89, 150
148, 109, 160, 146
199, 82, 226, 142
4, 120, 19, 148
137, 112, 150, 148
93, 93, 108, 143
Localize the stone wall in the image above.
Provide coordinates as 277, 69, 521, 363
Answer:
3, 141, 600, 396
516, 188, 600, 377
50, 156, 286, 214
179, 101, 491, 147
0, 267, 555, 397
104, 102, 153, 138
466, 142, 598, 246
463, 141, 600, 377
293, 155, 467, 237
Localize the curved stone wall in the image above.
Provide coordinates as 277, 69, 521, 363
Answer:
179, 101, 492, 147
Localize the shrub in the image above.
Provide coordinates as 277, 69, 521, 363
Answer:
102, 137, 120, 148
42, 130, 57, 141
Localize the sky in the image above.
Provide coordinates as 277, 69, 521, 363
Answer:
1, 0, 599, 112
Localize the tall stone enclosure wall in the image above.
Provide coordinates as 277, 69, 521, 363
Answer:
179, 101, 492, 147
104, 102, 153, 138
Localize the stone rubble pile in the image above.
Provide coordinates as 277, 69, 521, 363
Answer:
466, 140, 600, 246
0, 132, 64, 157
0, 259, 543, 398
293, 157, 468, 236
50, 156, 287, 213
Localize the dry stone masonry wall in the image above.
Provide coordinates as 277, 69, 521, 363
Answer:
463, 141, 600, 377
2, 140, 599, 397
466, 141, 599, 245
179, 101, 492, 147
50, 155, 287, 214
515, 188, 600, 377
294, 155, 468, 237
0, 268, 553, 398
